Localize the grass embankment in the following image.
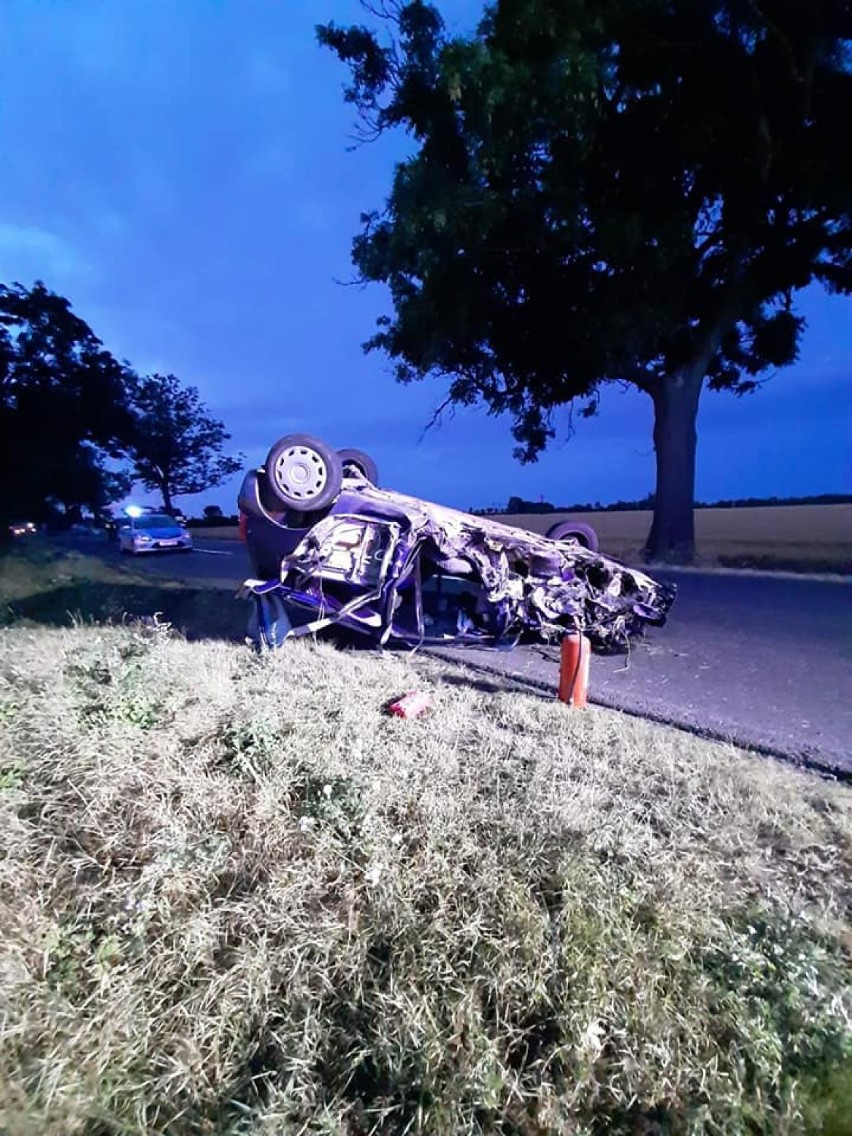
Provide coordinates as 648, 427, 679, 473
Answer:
0, 538, 244, 640
1, 589, 851, 1132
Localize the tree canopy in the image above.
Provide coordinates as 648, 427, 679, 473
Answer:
0, 281, 246, 530
0, 281, 134, 526
127, 373, 244, 513
319, 0, 852, 558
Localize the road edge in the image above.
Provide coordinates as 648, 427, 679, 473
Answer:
423, 649, 852, 784
649, 563, 850, 584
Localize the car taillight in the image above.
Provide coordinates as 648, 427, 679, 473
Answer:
238, 512, 247, 542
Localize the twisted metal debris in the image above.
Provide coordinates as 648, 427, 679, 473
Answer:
241, 476, 676, 652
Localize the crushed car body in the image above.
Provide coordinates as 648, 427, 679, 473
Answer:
237, 434, 676, 652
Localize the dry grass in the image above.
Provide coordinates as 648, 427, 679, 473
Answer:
1, 621, 851, 1135
0, 540, 142, 603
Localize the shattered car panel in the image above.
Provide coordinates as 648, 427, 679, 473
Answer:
238, 460, 676, 653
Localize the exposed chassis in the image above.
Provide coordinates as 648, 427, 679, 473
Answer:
239, 473, 676, 653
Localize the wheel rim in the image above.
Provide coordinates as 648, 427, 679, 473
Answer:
272, 445, 328, 502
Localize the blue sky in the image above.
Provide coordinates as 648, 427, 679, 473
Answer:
0, 0, 849, 513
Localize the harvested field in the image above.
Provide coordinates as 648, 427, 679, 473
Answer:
207, 504, 851, 572
495, 503, 852, 572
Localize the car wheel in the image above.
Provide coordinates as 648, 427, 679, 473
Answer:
262, 434, 343, 512
338, 447, 379, 485
545, 520, 599, 552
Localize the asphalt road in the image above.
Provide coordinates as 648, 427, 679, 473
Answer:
111, 538, 242, 584
97, 536, 851, 773
433, 571, 852, 774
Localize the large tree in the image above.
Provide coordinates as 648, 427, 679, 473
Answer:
0, 280, 133, 529
127, 373, 244, 512
319, 0, 852, 559
56, 448, 135, 523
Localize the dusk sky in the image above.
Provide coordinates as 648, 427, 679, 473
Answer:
1, 0, 849, 513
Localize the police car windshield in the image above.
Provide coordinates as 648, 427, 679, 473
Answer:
135, 514, 175, 529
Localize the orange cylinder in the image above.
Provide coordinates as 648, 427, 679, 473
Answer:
558, 632, 591, 708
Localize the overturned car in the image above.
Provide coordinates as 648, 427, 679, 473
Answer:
237, 434, 676, 652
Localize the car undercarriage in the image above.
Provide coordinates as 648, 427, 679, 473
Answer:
238, 435, 676, 653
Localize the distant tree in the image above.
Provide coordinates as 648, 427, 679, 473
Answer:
319, 0, 852, 560
127, 373, 244, 513
51, 448, 134, 523
0, 280, 133, 531
203, 504, 224, 520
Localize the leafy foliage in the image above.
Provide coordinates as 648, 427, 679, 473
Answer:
319, 0, 852, 557
127, 373, 244, 512
52, 446, 134, 521
0, 281, 134, 525
0, 282, 245, 527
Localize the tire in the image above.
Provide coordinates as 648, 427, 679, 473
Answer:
545, 520, 599, 552
338, 447, 379, 485
262, 434, 343, 512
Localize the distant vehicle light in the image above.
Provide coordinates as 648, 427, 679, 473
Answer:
125, 505, 143, 518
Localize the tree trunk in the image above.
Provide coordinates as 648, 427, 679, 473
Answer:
644, 367, 703, 563
160, 482, 173, 513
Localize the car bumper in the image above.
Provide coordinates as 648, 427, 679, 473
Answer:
132, 541, 193, 552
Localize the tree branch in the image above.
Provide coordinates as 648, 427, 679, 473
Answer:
360, 0, 403, 25
418, 391, 457, 441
